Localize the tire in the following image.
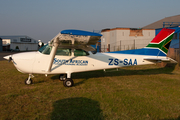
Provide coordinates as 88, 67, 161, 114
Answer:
25, 78, 33, 85
59, 74, 67, 81
63, 78, 74, 87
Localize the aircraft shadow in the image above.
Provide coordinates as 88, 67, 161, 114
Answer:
50, 97, 104, 120
161, 116, 180, 120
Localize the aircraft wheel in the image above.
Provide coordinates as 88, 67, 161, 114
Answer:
59, 74, 67, 81
25, 78, 33, 85
63, 78, 74, 87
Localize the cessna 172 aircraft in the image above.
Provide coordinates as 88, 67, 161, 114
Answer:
4, 28, 176, 87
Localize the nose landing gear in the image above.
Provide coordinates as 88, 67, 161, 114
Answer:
25, 74, 34, 85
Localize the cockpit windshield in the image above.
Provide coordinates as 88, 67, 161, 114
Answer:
38, 44, 52, 55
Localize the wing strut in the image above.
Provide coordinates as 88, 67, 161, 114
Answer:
46, 37, 59, 72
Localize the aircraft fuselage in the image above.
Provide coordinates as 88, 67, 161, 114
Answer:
10, 51, 154, 75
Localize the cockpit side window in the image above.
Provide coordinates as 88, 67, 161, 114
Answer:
74, 49, 89, 56
39, 44, 88, 56
56, 48, 71, 56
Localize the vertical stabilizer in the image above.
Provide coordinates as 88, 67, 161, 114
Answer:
146, 28, 175, 55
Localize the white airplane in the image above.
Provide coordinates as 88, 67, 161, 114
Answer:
4, 28, 176, 87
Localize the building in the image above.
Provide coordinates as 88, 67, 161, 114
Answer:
0, 36, 38, 51
101, 28, 155, 52
143, 15, 180, 29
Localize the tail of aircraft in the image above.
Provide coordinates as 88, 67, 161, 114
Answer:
145, 28, 175, 56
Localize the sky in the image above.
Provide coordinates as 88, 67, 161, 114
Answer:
0, 0, 180, 43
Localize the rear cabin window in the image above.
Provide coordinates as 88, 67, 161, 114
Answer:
74, 49, 89, 56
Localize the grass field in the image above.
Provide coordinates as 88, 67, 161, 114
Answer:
0, 60, 180, 120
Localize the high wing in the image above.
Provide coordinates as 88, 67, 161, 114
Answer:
47, 29, 102, 72
49, 29, 102, 51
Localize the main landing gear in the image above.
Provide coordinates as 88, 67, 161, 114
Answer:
59, 74, 67, 81
59, 74, 74, 87
24, 74, 74, 87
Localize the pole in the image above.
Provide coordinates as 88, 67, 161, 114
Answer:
108, 44, 110, 52
120, 41, 121, 51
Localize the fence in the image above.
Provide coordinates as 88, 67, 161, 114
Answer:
168, 48, 180, 64
101, 39, 151, 52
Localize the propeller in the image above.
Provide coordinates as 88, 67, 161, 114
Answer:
8, 56, 13, 63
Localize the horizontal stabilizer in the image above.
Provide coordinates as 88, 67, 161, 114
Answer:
144, 57, 177, 63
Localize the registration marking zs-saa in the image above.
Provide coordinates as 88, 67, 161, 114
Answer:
109, 58, 137, 66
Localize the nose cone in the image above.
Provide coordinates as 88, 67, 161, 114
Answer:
3, 55, 11, 60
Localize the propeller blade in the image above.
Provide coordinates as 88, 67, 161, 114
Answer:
9, 57, 12, 62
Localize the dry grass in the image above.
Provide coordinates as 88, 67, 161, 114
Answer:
0, 61, 180, 120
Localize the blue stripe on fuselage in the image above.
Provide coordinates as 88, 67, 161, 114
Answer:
109, 48, 166, 56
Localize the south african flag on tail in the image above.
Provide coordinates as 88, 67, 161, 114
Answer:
145, 28, 175, 56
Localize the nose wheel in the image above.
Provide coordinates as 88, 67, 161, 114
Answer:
25, 74, 34, 85
25, 78, 33, 85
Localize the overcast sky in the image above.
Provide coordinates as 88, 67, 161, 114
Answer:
0, 0, 179, 43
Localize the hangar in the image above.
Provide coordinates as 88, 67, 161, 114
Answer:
0, 35, 38, 51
